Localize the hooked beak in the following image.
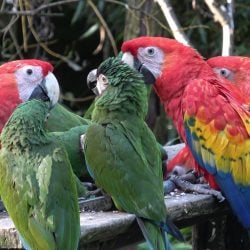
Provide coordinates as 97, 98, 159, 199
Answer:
28, 72, 59, 109
29, 78, 49, 102
87, 69, 108, 96
87, 69, 98, 95
122, 52, 156, 84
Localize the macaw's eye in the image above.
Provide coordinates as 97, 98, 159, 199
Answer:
219, 68, 231, 78
147, 47, 155, 56
26, 68, 33, 75
102, 75, 108, 84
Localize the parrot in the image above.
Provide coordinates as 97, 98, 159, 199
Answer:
0, 59, 91, 180
167, 56, 250, 179
0, 59, 90, 134
208, 56, 250, 97
121, 36, 250, 229
0, 72, 80, 249
83, 57, 182, 249
0, 59, 53, 133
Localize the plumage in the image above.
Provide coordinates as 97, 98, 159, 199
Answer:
83, 57, 181, 249
167, 56, 250, 179
0, 83, 80, 249
208, 56, 250, 97
121, 36, 250, 229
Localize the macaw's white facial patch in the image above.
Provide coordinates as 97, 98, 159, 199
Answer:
96, 74, 109, 96
213, 67, 234, 82
137, 46, 165, 79
15, 65, 45, 102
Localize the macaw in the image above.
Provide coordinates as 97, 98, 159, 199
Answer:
0, 73, 80, 249
0, 60, 91, 180
0, 59, 90, 133
83, 57, 182, 249
167, 56, 250, 179
121, 36, 250, 229
0, 59, 52, 133
208, 56, 250, 97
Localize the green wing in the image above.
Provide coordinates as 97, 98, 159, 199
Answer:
0, 146, 80, 250
51, 125, 90, 180
85, 122, 166, 222
47, 103, 91, 132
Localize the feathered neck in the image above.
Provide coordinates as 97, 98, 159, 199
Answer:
153, 49, 216, 140
1, 100, 50, 150
154, 49, 215, 104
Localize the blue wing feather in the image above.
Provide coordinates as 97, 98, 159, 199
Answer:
185, 125, 250, 229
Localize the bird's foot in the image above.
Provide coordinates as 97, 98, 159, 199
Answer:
83, 182, 97, 191
164, 175, 225, 202
84, 188, 103, 199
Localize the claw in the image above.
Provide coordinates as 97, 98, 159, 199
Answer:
164, 175, 225, 202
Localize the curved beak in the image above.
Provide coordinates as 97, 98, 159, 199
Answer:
28, 72, 59, 109
122, 52, 156, 84
29, 79, 49, 102
87, 69, 98, 95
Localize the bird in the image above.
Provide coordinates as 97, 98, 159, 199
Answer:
83, 56, 182, 249
121, 36, 250, 229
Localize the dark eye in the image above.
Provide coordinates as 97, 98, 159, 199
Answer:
26, 68, 33, 75
102, 75, 108, 84
147, 47, 155, 56
219, 68, 230, 78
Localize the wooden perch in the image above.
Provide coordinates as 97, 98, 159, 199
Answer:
0, 193, 229, 249
0, 143, 248, 249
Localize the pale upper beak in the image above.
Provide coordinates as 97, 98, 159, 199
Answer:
87, 69, 108, 96
122, 52, 156, 84
28, 72, 59, 108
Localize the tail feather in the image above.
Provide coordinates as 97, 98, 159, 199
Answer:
136, 217, 172, 250
160, 218, 184, 242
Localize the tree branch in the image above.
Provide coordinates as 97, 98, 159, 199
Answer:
155, 0, 192, 47
205, 0, 234, 55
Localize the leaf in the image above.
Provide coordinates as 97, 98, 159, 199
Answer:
71, 0, 86, 25
79, 23, 99, 40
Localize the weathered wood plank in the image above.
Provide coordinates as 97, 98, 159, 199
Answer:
0, 193, 229, 249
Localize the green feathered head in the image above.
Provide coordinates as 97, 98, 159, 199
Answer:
93, 57, 148, 117
97, 57, 143, 89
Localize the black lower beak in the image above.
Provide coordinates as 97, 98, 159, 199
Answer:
29, 79, 49, 102
134, 57, 156, 84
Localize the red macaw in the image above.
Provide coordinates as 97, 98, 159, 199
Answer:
167, 56, 250, 181
0, 59, 53, 133
121, 36, 250, 229
208, 56, 250, 96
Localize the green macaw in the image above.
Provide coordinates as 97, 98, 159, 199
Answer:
0, 75, 80, 250
83, 57, 182, 249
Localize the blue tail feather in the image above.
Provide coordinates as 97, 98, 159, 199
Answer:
136, 217, 173, 250
18, 233, 31, 250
